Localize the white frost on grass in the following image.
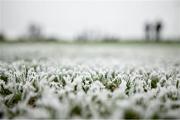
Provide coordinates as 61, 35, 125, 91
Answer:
0, 44, 180, 119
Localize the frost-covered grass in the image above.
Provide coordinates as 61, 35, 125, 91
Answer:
0, 43, 180, 119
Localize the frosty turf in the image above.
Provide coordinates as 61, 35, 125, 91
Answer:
0, 60, 180, 119
0, 44, 180, 119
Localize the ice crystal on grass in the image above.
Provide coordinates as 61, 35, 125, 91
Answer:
0, 44, 180, 119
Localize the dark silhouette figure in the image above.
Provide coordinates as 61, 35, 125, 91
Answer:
155, 21, 163, 42
144, 23, 151, 41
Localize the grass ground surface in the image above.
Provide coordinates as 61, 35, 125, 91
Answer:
0, 41, 180, 119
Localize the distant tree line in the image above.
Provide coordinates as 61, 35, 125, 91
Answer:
0, 33, 5, 41
1, 20, 179, 43
19, 23, 58, 42
76, 30, 120, 43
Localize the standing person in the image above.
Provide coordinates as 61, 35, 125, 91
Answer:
155, 21, 163, 42
144, 23, 151, 41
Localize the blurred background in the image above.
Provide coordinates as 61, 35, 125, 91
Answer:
0, 0, 180, 42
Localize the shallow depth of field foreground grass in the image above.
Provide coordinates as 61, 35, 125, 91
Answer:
0, 43, 180, 119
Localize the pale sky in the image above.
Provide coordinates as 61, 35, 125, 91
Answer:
0, 0, 180, 40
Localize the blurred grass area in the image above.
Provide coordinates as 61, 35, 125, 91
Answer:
0, 39, 180, 47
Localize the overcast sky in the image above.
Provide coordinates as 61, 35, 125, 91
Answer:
0, 0, 180, 40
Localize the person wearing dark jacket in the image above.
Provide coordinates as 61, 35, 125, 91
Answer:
155, 21, 163, 42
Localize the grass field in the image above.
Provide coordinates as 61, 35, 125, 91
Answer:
0, 42, 180, 119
